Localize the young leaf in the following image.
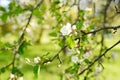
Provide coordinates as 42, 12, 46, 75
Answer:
0, 6, 6, 12
84, 59, 90, 64
33, 64, 40, 78
66, 37, 75, 48
76, 21, 83, 30
1, 12, 8, 22
0, 67, 6, 73
49, 32, 57, 37
18, 41, 30, 54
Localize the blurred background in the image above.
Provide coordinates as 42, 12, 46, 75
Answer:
0, 0, 120, 80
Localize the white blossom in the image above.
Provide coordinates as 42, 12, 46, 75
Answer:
83, 51, 91, 59
18, 77, 23, 80
71, 56, 79, 63
111, 52, 118, 60
10, 74, 16, 79
96, 67, 102, 72
80, 0, 89, 10
72, 25, 77, 30
59, 0, 67, 4
66, 48, 73, 56
60, 23, 72, 36
78, 59, 84, 64
85, 8, 92, 12
34, 57, 41, 64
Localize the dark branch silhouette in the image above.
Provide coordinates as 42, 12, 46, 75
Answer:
78, 39, 120, 75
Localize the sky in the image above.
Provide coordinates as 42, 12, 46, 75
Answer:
0, 0, 11, 8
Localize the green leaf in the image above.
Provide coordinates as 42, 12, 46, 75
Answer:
33, 9, 43, 18
56, 13, 62, 22
89, 25, 94, 29
8, 1, 16, 11
14, 6, 22, 15
49, 32, 57, 37
84, 59, 90, 64
76, 21, 83, 30
51, 1, 60, 11
80, 10, 85, 16
54, 1, 60, 4
66, 37, 75, 48
0, 67, 6, 73
65, 64, 79, 74
12, 67, 18, 74
18, 41, 30, 54
40, 6, 46, 11
33, 65, 40, 78
0, 6, 6, 12
12, 67, 23, 77
1, 12, 8, 22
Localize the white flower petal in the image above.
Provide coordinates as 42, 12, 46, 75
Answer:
72, 25, 76, 30
83, 51, 91, 59
71, 56, 79, 63
18, 77, 23, 80
60, 23, 72, 36
34, 57, 40, 64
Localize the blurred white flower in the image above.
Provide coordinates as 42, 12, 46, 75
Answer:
111, 52, 118, 60
59, 0, 67, 4
78, 59, 84, 64
71, 55, 79, 63
18, 77, 23, 80
66, 48, 73, 56
85, 8, 92, 12
114, 0, 119, 4
10, 73, 16, 79
60, 23, 72, 36
96, 67, 102, 72
72, 25, 77, 30
80, 0, 89, 9
19, 0, 35, 5
34, 57, 41, 64
83, 51, 91, 59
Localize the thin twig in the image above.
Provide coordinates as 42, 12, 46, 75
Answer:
9, 0, 44, 75
43, 46, 67, 64
78, 39, 120, 75
81, 26, 120, 35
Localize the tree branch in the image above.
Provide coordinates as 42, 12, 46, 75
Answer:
43, 46, 67, 64
78, 39, 120, 75
81, 26, 120, 35
10, 0, 44, 75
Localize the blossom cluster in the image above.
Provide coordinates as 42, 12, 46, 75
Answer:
60, 23, 76, 36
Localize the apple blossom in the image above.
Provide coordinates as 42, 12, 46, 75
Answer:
10, 73, 16, 79
83, 51, 91, 59
34, 57, 41, 64
71, 55, 79, 63
72, 25, 77, 30
60, 23, 72, 36
18, 77, 23, 80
